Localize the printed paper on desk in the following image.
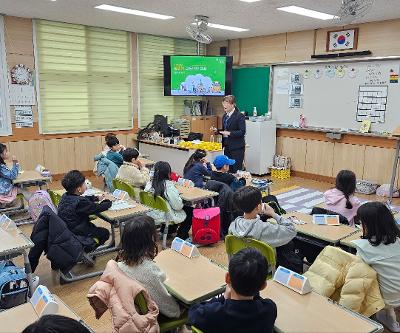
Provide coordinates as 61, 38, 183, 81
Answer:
0, 214, 17, 231
273, 266, 312, 295
171, 237, 200, 258
35, 164, 46, 173
30, 285, 59, 317
112, 189, 129, 201
110, 200, 134, 211
312, 214, 340, 225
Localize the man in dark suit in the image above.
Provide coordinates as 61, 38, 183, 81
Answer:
220, 95, 246, 173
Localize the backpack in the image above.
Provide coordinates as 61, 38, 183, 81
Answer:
192, 207, 221, 245
0, 261, 29, 309
28, 190, 57, 222
262, 194, 286, 215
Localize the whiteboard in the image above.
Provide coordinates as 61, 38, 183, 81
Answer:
271, 58, 400, 133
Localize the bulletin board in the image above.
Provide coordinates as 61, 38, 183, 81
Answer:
232, 66, 270, 115
271, 58, 400, 133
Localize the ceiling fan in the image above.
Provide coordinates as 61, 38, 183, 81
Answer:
333, 0, 375, 24
186, 15, 213, 47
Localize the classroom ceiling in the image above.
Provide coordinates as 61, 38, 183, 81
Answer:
1, 0, 400, 41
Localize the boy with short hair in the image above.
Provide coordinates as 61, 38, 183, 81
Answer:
116, 148, 150, 196
58, 170, 112, 247
211, 155, 236, 186
229, 186, 302, 272
188, 248, 277, 333
106, 136, 124, 168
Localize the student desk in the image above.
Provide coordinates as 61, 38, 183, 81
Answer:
14, 170, 51, 189
0, 227, 34, 296
0, 295, 94, 333
261, 280, 383, 333
154, 249, 226, 305
175, 185, 218, 203
340, 230, 363, 252
138, 157, 155, 168
285, 212, 358, 246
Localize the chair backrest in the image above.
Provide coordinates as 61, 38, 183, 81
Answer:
191, 327, 205, 333
48, 190, 62, 207
134, 291, 149, 315
225, 235, 276, 278
139, 191, 169, 213
113, 178, 136, 199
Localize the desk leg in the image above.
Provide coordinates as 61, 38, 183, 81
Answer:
23, 250, 34, 297
389, 140, 400, 205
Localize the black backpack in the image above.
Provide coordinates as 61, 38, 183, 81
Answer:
262, 194, 286, 215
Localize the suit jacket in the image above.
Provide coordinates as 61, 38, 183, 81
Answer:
221, 108, 246, 151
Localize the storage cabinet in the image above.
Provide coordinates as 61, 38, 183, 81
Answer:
182, 116, 218, 141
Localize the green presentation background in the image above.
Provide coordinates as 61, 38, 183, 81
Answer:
170, 56, 226, 90
232, 66, 270, 115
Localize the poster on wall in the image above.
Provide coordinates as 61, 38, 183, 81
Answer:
356, 85, 388, 123
9, 84, 36, 106
15, 105, 33, 128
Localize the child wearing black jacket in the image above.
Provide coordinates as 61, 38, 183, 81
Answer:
58, 170, 112, 247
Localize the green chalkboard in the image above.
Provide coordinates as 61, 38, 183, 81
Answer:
232, 66, 270, 115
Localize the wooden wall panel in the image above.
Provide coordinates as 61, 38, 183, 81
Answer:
207, 41, 229, 56
240, 34, 286, 65
228, 39, 241, 65
43, 138, 75, 174
126, 133, 137, 147
74, 136, 102, 171
4, 16, 34, 56
363, 146, 395, 184
285, 30, 315, 61
305, 140, 334, 176
276, 137, 283, 155
280, 137, 307, 172
9, 140, 44, 170
332, 143, 365, 178
116, 134, 128, 149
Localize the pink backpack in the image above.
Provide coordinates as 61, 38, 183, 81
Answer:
192, 207, 220, 245
28, 190, 57, 222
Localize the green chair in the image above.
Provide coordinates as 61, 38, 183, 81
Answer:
139, 191, 171, 249
135, 291, 188, 333
225, 235, 277, 279
112, 178, 136, 199
48, 190, 62, 207
191, 327, 204, 333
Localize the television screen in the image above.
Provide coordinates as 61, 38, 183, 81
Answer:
163, 55, 233, 96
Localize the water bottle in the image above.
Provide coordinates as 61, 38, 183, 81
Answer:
253, 107, 257, 117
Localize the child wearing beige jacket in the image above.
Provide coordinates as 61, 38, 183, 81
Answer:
116, 148, 150, 196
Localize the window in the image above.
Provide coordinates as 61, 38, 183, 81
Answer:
35, 20, 132, 134
138, 34, 204, 127
0, 16, 11, 136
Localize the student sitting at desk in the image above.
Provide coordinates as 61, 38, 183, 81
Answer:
324, 170, 361, 226
353, 202, 400, 332
116, 148, 150, 196
117, 215, 181, 318
102, 132, 125, 155
229, 186, 302, 273
211, 155, 245, 191
0, 143, 31, 206
183, 149, 212, 188
58, 170, 112, 247
189, 248, 277, 333
105, 136, 124, 168
22, 314, 90, 333
145, 161, 192, 240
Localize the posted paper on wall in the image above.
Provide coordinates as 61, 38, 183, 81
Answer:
15, 105, 33, 128
356, 85, 388, 123
9, 84, 36, 106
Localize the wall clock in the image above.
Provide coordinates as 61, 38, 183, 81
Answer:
10, 64, 32, 85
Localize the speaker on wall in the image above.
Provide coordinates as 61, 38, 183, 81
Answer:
220, 46, 227, 56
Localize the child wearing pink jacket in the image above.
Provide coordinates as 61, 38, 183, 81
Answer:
324, 170, 361, 226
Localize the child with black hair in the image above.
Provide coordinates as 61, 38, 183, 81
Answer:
22, 315, 90, 333
117, 215, 181, 318
189, 247, 277, 333
58, 170, 112, 247
183, 149, 212, 188
211, 154, 246, 191
116, 148, 150, 196
103, 133, 125, 155
229, 186, 302, 273
324, 170, 361, 226
145, 161, 192, 240
106, 136, 124, 168
353, 202, 400, 332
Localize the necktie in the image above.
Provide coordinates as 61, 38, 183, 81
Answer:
224, 115, 230, 130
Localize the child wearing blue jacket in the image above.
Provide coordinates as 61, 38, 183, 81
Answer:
183, 149, 212, 188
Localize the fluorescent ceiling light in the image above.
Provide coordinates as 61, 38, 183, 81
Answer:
95, 4, 174, 20
192, 22, 248, 32
277, 6, 336, 20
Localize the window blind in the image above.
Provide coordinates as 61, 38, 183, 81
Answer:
138, 34, 204, 127
35, 20, 132, 134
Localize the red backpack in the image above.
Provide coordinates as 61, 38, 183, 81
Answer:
192, 207, 220, 245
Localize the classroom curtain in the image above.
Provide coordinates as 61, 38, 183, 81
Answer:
138, 34, 204, 127
35, 20, 132, 134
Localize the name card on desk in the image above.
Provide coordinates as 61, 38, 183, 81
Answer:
112, 189, 129, 201
273, 266, 312, 295
312, 214, 340, 226
171, 237, 200, 258
30, 285, 59, 316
